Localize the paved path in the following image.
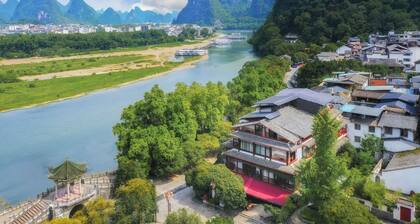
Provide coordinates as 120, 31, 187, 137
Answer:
284, 66, 301, 88
156, 187, 224, 223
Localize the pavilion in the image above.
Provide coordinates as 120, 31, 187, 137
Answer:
48, 160, 87, 202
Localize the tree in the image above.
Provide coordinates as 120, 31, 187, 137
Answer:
206, 216, 234, 224
297, 108, 349, 207
114, 178, 157, 224
264, 199, 298, 223
164, 209, 204, 224
45, 218, 81, 224
186, 163, 247, 210
319, 196, 380, 224
73, 197, 115, 224
227, 56, 290, 121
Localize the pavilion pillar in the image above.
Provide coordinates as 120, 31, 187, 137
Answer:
67, 182, 70, 200
79, 179, 82, 195
55, 184, 58, 200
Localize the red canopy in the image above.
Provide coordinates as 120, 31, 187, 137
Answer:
241, 175, 292, 206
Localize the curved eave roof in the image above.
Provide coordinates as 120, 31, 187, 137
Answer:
48, 160, 87, 182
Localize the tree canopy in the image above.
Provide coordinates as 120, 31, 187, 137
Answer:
0, 30, 181, 58
164, 209, 204, 224
295, 60, 401, 88
186, 162, 247, 210
113, 82, 231, 186
251, 0, 420, 48
73, 197, 115, 224
227, 56, 290, 121
114, 178, 157, 224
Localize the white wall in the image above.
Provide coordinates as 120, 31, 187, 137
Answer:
381, 166, 420, 194
347, 122, 381, 148
416, 63, 420, 72
366, 53, 388, 61
382, 128, 414, 142
389, 53, 412, 67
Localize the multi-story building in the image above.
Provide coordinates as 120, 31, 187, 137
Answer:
342, 103, 418, 149
223, 89, 346, 205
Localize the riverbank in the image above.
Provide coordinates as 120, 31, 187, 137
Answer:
0, 55, 206, 112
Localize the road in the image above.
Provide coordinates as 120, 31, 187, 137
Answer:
284, 66, 301, 88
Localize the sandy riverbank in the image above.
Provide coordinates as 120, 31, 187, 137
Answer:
0, 54, 208, 113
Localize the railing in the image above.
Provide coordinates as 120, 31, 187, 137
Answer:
0, 200, 33, 217
55, 186, 96, 208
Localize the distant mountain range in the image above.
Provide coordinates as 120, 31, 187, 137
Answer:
0, 0, 177, 24
174, 0, 275, 29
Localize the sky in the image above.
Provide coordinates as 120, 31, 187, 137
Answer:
56, 0, 188, 14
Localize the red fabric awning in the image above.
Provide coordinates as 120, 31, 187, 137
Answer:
241, 175, 292, 206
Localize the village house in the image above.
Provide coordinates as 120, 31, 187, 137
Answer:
223, 89, 346, 206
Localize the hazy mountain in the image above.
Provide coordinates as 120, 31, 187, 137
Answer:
0, 0, 19, 21
11, 0, 70, 24
174, 0, 274, 28
98, 7, 121, 25
125, 7, 176, 24
65, 0, 97, 24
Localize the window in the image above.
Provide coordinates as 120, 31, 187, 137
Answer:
268, 130, 278, 139
290, 151, 296, 162
401, 129, 408, 138
385, 127, 393, 135
255, 144, 268, 157
240, 141, 253, 153
255, 125, 263, 136
354, 136, 361, 143
354, 123, 361, 130
369, 126, 375, 133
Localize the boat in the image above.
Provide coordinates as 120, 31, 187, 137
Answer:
175, 49, 208, 56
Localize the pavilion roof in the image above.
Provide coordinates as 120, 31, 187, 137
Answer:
48, 160, 87, 182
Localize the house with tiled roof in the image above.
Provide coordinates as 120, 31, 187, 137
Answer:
223, 88, 346, 206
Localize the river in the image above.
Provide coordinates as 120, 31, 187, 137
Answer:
0, 38, 256, 204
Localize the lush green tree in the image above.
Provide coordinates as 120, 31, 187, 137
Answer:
114, 178, 157, 224
297, 108, 349, 207
264, 198, 298, 223
360, 179, 387, 206
164, 209, 204, 224
206, 216, 234, 224
319, 196, 380, 224
45, 218, 81, 224
73, 197, 115, 224
114, 82, 230, 184
0, 30, 181, 59
227, 56, 290, 121
296, 60, 401, 88
186, 163, 247, 210
251, 0, 420, 48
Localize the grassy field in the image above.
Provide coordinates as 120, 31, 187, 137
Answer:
0, 57, 200, 111
0, 55, 152, 79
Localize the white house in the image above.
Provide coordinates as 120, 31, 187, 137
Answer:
341, 105, 418, 148
416, 60, 420, 72
336, 45, 352, 56
380, 149, 420, 195
317, 52, 339, 61
387, 44, 413, 68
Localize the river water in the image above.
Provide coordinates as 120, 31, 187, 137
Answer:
0, 38, 255, 204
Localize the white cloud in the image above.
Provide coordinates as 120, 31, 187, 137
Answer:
57, 0, 187, 13
133, 0, 187, 14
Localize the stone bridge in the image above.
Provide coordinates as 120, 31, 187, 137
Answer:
0, 171, 115, 224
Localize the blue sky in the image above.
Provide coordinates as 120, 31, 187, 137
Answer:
57, 0, 188, 13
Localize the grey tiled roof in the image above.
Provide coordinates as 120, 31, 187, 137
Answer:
224, 149, 298, 175
377, 112, 418, 130
384, 149, 420, 171
260, 106, 314, 143
255, 88, 334, 107
231, 131, 292, 151
341, 104, 383, 117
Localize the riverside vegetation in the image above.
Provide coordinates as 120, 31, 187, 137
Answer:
0, 28, 211, 111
